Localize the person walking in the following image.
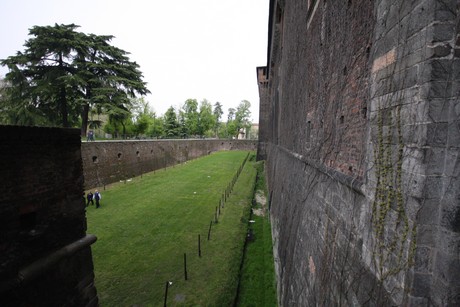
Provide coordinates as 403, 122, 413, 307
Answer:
86, 191, 94, 206
95, 190, 102, 208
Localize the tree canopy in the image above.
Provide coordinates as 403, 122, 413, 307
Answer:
226, 100, 251, 138
0, 23, 149, 135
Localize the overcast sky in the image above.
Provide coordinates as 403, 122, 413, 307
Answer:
0, 0, 269, 122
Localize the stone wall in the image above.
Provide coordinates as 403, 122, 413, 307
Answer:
256, 66, 270, 160
0, 126, 98, 306
82, 139, 257, 189
259, 0, 460, 306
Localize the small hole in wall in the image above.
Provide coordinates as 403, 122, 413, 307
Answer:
362, 107, 367, 119
118, 153, 122, 159
343, 66, 347, 75
92, 156, 98, 163
136, 151, 140, 157
151, 149, 153, 154
340, 116, 344, 124
20, 212, 37, 231
349, 166, 353, 172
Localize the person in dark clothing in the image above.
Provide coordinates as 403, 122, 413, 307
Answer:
95, 190, 101, 208
86, 192, 94, 206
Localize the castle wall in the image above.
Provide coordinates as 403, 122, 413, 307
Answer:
260, 0, 460, 306
81, 139, 257, 189
0, 126, 98, 306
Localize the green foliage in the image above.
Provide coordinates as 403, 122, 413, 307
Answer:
131, 98, 154, 137
197, 99, 215, 136
213, 101, 224, 136
86, 151, 257, 306
180, 98, 199, 137
371, 104, 416, 280
149, 115, 164, 137
164, 106, 180, 137
0, 23, 149, 133
225, 101, 252, 139
178, 98, 217, 138
133, 112, 152, 136
227, 120, 238, 138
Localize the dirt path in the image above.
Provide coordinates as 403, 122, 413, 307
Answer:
253, 189, 267, 217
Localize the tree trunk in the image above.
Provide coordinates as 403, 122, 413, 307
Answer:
60, 86, 69, 127
81, 87, 92, 137
81, 103, 89, 137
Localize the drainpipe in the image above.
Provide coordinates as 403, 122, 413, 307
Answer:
0, 234, 97, 294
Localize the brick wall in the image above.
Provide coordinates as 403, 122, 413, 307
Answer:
0, 126, 97, 306
257, 66, 270, 160
81, 139, 257, 189
260, 0, 460, 306
367, 1, 460, 305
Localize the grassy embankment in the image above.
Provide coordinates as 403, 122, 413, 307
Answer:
236, 161, 278, 307
86, 151, 258, 306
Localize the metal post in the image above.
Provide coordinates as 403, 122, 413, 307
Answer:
208, 221, 212, 240
163, 281, 169, 307
184, 253, 188, 281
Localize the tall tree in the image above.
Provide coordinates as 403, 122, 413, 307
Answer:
226, 107, 237, 138
149, 113, 164, 138
132, 99, 154, 137
197, 99, 215, 137
1, 24, 83, 127
181, 98, 199, 137
163, 106, 179, 138
235, 100, 252, 136
0, 24, 149, 134
76, 33, 149, 136
213, 101, 223, 137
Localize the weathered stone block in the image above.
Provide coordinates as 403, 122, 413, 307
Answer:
405, 294, 430, 305
434, 0, 458, 22
426, 122, 448, 147
434, 227, 460, 256
431, 22, 456, 43
410, 272, 432, 297
433, 250, 460, 285
417, 198, 441, 226
423, 175, 446, 199
407, 1, 435, 38
427, 98, 450, 123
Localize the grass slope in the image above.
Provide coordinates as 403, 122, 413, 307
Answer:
86, 151, 256, 306
237, 162, 278, 307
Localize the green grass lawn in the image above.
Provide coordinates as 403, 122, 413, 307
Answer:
236, 162, 278, 307
86, 151, 257, 306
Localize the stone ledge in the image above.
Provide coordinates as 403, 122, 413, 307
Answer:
276, 145, 365, 195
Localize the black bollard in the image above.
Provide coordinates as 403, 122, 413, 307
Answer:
164, 281, 170, 307
184, 253, 188, 281
208, 221, 212, 240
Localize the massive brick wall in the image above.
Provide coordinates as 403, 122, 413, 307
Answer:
0, 126, 97, 306
367, 1, 460, 305
257, 66, 270, 160
259, 0, 460, 306
82, 139, 257, 189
